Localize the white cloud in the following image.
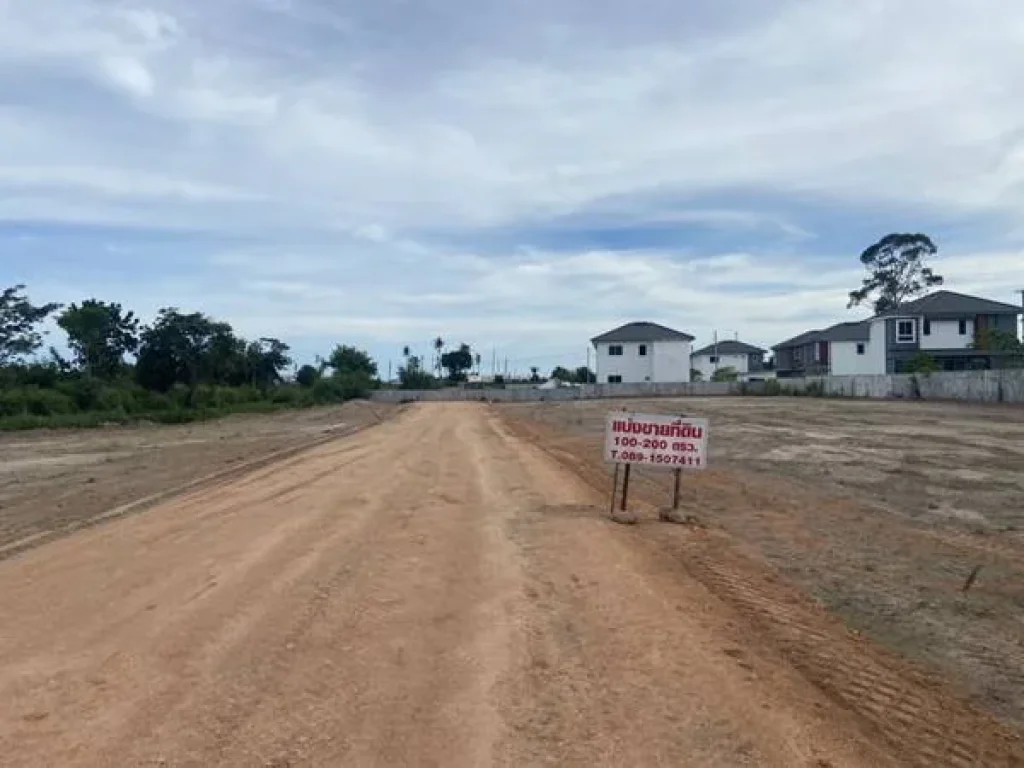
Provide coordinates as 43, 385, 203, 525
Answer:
99, 55, 155, 98
3, 0, 1024, 366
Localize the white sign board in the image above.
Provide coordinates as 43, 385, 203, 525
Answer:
604, 412, 709, 470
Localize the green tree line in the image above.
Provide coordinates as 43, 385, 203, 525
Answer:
0, 284, 380, 430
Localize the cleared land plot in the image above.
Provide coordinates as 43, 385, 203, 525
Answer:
0, 401, 394, 559
500, 397, 1024, 731
2, 402, 1022, 766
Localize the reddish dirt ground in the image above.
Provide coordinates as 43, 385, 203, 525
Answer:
0, 401, 392, 560
500, 397, 1024, 734
0, 401, 1021, 766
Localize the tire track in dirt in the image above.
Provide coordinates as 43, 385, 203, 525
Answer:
498, 409, 1024, 767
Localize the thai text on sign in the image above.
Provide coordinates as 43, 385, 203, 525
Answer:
603, 412, 709, 469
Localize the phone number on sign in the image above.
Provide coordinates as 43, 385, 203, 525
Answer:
608, 449, 702, 466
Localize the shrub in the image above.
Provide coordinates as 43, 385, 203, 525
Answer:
0, 387, 76, 417
804, 380, 826, 397
904, 352, 940, 374
132, 387, 174, 412
54, 376, 105, 411
296, 365, 319, 388
270, 386, 303, 405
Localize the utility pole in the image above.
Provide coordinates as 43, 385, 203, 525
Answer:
713, 330, 720, 374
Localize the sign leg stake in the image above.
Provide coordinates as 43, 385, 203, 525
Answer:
609, 463, 620, 517
672, 468, 682, 510
620, 463, 631, 512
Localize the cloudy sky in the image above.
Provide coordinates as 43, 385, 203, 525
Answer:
3, 0, 1024, 374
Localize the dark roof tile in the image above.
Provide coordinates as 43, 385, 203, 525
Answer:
878, 290, 1022, 318
692, 339, 766, 356
591, 322, 695, 344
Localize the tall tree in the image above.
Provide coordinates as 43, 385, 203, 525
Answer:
398, 355, 436, 389
135, 308, 234, 401
57, 299, 140, 379
296, 364, 319, 388
327, 345, 378, 378
848, 233, 943, 314
433, 336, 445, 374
0, 285, 61, 365
246, 338, 292, 389
204, 326, 248, 386
440, 343, 473, 382
574, 366, 596, 384
551, 366, 574, 382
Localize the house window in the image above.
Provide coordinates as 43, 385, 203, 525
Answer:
856, 343, 865, 355
709, 355, 718, 363
958, 319, 967, 335
923, 319, 931, 336
608, 345, 623, 356
813, 344, 821, 362
638, 344, 647, 356
607, 375, 622, 383
896, 320, 915, 343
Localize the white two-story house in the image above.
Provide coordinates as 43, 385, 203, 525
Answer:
591, 322, 695, 384
690, 339, 768, 381
774, 290, 1023, 376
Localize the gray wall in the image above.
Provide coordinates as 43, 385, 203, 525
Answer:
886, 317, 920, 353
370, 370, 1024, 404
782, 370, 1024, 403
370, 381, 734, 403
991, 313, 1019, 333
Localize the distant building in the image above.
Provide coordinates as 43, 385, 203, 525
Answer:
690, 339, 768, 381
591, 322, 695, 384
774, 322, 870, 377
774, 290, 1023, 376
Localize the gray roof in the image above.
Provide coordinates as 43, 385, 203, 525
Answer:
773, 328, 824, 349
820, 321, 871, 342
773, 321, 870, 349
692, 339, 766, 356
878, 290, 1022, 318
591, 321, 695, 345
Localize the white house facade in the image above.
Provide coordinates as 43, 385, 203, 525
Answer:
591, 322, 694, 384
774, 290, 1023, 377
690, 340, 767, 381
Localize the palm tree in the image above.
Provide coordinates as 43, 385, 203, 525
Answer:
433, 337, 444, 374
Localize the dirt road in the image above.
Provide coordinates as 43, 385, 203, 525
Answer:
1, 404, 1020, 766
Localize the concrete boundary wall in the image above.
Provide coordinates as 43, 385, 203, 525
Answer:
782, 370, 1024, 403
370, 381, 734, 403
370, 370, 1024, 404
